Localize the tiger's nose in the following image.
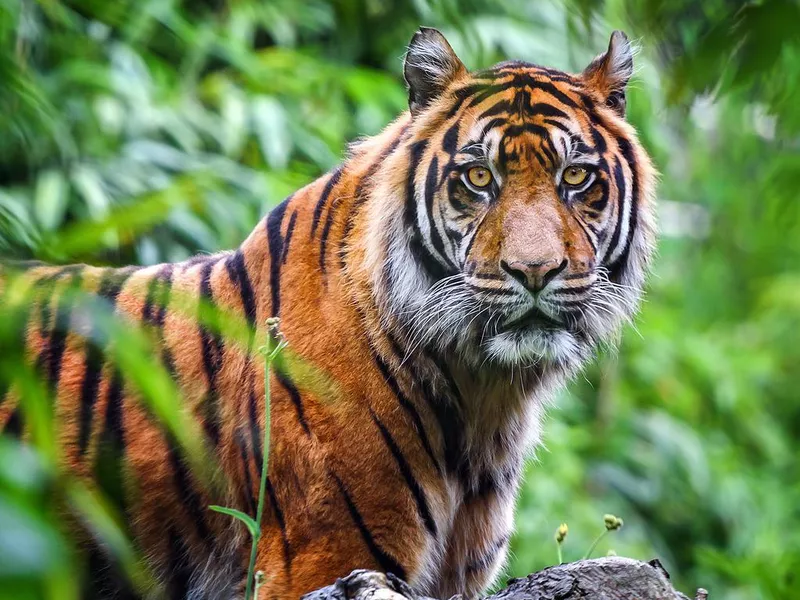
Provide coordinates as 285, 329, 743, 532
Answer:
500, 258, 568, 294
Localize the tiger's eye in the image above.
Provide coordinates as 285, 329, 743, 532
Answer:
467, 166, 493, 188
562, 166, 589, 186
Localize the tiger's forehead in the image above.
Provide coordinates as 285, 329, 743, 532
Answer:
449, 66, 598, 173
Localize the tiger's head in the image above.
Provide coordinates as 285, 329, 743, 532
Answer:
367, 28, 656, 370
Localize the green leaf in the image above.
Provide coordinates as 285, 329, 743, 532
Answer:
208, 505, 260, 538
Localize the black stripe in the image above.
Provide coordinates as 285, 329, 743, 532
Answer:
319, 193, 343, 274
3, 407, 22, 437
265, 198, 290, 317
311, 167, 344, 237
235, 429, 257, 517
94, 368, 128, 519
275, 368, 310, 436
373, 352, 441, 474
77, 268, 136, 457
265, 478, 292, 576
331, 470, 406, 580
281, 211, 298, 265
148, 264, 178, 382
166, 433, 212, 543
609, 139, 639, 282
153, 264, 175, 330
421, 352, 467, 481
248, 388, 264, 472
167, 528, 194, 600
465, 533, 511, 576
405, 141, 452, 281
423, 156, 456, 271
41, 270, 83, 396
225, 250, 257, 353
198, 259, 224, 446
339, 128, 407, 269
605, 158, 628, 264
369, 409, 437, 538
442, 121, 460, 154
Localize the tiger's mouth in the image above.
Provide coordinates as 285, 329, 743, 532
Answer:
500, 307, 565, 332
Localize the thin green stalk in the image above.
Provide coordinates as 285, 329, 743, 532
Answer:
210, 319, 285, 600
244, 319, 285, 600
583, 530, 608, 560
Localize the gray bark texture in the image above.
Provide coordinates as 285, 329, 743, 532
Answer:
301, 557, 709, 600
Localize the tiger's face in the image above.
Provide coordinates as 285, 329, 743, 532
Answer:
372, 29, 656, 369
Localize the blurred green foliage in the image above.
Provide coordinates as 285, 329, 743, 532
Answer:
1, 0, 800, 599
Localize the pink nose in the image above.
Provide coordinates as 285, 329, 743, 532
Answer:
500, 258, 567, 293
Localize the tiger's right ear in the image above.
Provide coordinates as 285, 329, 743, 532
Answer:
404, 27, 466, 116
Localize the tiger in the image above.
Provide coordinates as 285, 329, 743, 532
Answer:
0, 27, 656, 599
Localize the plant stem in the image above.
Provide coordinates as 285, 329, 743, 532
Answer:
556, 542, 563, 565
244, 328, 279, 600
584, 530, 608, 560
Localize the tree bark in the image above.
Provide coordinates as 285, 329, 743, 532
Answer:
301, 557, 708, 600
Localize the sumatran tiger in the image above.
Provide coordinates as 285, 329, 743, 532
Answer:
0, 28, 656, 599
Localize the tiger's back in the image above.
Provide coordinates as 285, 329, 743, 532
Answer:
0, 28, 655, 599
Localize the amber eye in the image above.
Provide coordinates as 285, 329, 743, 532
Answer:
466, 166, 493, 188
562, 166, 589, 187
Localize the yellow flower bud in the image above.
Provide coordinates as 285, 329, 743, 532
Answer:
555, 523, 569, 543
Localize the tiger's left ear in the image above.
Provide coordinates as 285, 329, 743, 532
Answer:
404, 27, 467, 116
582, 31, 634, 117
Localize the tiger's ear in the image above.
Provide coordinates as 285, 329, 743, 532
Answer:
582, 30, 634, 117
404, 27, 467, 116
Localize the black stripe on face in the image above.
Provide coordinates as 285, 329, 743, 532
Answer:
275, 368, 310, 437
608, 138, 639, 282
604, 157, 629, 264
330, 470, 407, 581
311, 167, 344, 238
166, 432, 212, 546
442, 121, 460, 155
445, 83, 506, 119
406, 141, 453, 281
423, 156, 458, 272
373, 352, 442, 475
78, 267, 137, 457
198, 259, 224, 447
502, 123, 559, 168
265, 198, 291, 318
265, 478, 292, 577
369, 409, 438, 539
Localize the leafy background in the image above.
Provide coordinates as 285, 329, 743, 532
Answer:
1, 0, 800, 598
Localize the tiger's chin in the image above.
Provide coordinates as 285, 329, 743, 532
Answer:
484, 327, 589, 369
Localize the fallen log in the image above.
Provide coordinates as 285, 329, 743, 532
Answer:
301, 557, 708, 600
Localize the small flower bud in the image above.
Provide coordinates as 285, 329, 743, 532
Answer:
603, 514, 623, 531
555, 523, 569, 543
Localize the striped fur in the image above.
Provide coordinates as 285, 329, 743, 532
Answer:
0, 29, 655, 599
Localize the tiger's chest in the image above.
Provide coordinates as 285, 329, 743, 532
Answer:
418, 457, 523, 598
